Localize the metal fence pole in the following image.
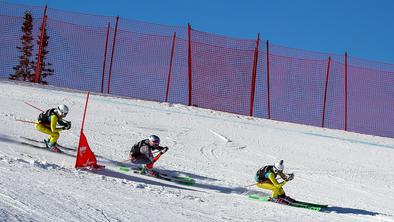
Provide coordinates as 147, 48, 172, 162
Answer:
187, 23, 192, 106
107, 16, 119, 94
322, 56, 331, 128
165, 32, 176, 102
249, 33, 260, 116
266, 40, 271, 119
101, 22, 110, 93
344, 52, 348, 131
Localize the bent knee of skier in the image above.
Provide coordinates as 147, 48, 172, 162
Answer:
35, 123, 49, 133
257, 182, 274, 190
35, 124, 53, 133
35, 124, 60, 143
257, 182, 284, 198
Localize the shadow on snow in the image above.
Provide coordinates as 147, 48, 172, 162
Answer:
322, 206, 389, 217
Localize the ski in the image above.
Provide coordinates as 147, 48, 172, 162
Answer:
248, 194, 327, 211
119, 166, 195, 185
19, 139, 74, 157
20, 137, 76, 151
19, 141, 65, 154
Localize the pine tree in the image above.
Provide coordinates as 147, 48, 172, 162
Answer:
10, 11, 35, 81
35, 15, 54, 85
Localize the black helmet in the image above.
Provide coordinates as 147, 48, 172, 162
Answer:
148, 135, 160, 145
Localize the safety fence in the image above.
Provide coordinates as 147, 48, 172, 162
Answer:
1, 1, 394, 138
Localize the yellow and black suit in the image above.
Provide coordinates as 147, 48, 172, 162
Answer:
35, 108, 67, 145
255, 165, 289, 198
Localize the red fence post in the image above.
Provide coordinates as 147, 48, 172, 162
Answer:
165, 32, 176, 102
107, 16, 119, 94
34, 5, 47, 83
266, 40, 271, 119
101, 22, 110, 93
322, 56, 331, 128
187, 23, 192, 106
344, 52, 348, 131
249, 33, 260, 116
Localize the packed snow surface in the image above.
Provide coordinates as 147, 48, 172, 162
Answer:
0, 81, 393, 222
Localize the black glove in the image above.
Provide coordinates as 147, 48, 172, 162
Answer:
286, 173, 294, 181
59, 120, 71, 130
160, 146, 169, 154
66, 121, 71, 130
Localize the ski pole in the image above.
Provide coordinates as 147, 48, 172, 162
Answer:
244, 183, 257, 187
15, 119, 37, 124
15, 119, 49, 126
24, 102, 43, 112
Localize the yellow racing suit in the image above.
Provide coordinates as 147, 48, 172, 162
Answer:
35, 114, 64, 145
256, 165, 289, 198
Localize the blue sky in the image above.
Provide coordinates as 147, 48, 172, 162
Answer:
6, 0, 394, 64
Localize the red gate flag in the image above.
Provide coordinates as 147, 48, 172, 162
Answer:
75, 92, 104, 169
75, 131, 100, 168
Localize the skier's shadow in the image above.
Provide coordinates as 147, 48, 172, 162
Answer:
158, 168, 252, 194
0, 134, 21, 144
87, 167, 203, 192
99, 158, 249, 194
322, 206, 384, 216
157, 168, 220, 182
99, 158, 220, 182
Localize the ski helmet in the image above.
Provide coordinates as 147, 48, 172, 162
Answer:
273, 160, 284, 172
56, 104, 69, 117
148, 135, 160, 145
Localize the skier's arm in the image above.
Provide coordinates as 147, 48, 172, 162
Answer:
50, 115, 63, 133
278, 171, 288, 180
278, 171, 294, 181
58, 119, 71, 130
268, 172, 286, 188
155, 145, 169, 154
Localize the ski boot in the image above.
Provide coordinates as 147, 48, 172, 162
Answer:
44, 139, 58, 147
50, 146, 61, 153
283, 195, 296, 203
278, 194, 296, 203
269, 197, 289, 205
141, 165, 155, 176
45, 140, 61, 153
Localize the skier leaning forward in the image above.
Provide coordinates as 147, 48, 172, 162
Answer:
35, 105, 71, 152
255, 160, 295, 203
128, 135, 169, 175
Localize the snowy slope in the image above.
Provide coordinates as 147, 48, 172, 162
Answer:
0, 81, 393, 222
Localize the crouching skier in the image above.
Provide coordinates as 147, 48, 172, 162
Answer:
255, 160, 295, 204
128, 135, 169, 175
35, 104, 71, 152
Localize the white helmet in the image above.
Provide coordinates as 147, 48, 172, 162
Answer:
56, 104, 69, 117
274, 160, 284, 172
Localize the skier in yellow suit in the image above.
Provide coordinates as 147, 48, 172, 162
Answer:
255, 160, 295, 204
35, 105, 71, 152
